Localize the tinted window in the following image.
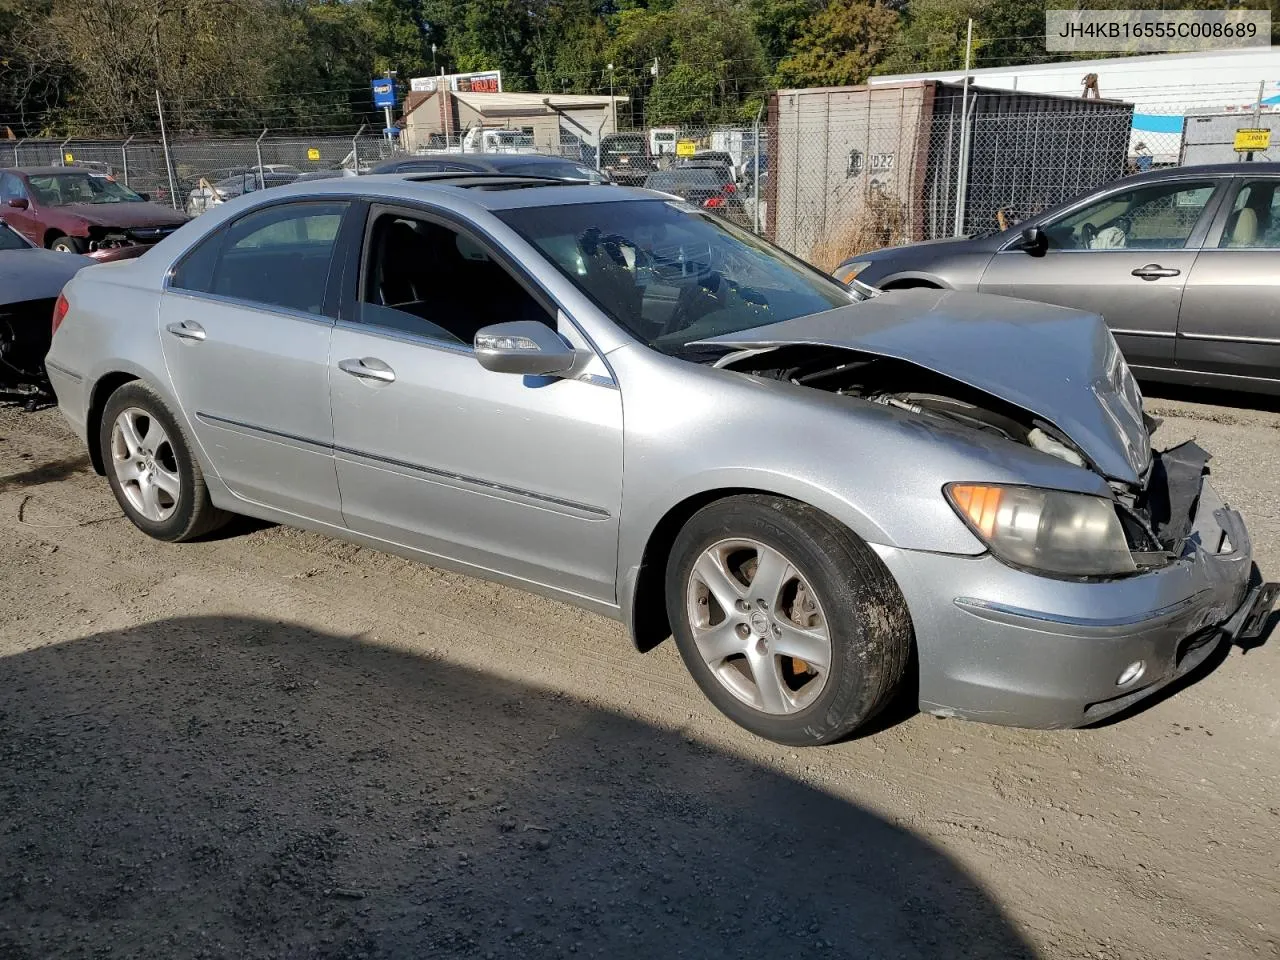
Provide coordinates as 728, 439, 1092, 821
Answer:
497, 199, 859, 356
360, 211, 553, 345
0, 220, 30, 250
208, 202, 348, 314
1045, 181, 1216, 251
170, 227, 225, 293
1219, 180, 1280, 248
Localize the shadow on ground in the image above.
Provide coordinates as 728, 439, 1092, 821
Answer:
1143, 382, 1280, 414
0, 617, 1034, 960
0, 452, 91, 495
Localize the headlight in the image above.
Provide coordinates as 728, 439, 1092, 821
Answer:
833, 260, 871, 285
946, 483, 1136, 577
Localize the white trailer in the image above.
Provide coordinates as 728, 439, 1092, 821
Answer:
871, 49, 1280, 165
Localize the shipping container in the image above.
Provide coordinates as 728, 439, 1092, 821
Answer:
766, 81, 1133, 265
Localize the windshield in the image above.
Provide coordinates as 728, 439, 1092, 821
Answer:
497, 199, 861, 355
27, 172, 145, 206
603, 137, 646, 156
0, 220, 31, 250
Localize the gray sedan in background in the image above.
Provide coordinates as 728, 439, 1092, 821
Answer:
835, 163, 1280, 394
45, 174, 1275, 745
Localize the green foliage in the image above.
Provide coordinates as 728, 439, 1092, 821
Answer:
3, 0, 1261, 136
774, 0, 898, 88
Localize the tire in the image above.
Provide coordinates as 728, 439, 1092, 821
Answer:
666, 494, 912, 746
99, 382, 231, 542
49, 235, 87, 254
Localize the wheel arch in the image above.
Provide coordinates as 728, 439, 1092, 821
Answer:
878, 274, 945, 290
622, 482, 895, 654
85, 370, 142, 474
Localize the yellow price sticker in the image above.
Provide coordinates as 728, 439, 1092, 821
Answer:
1234, 128, 1271, 152
306, 147, 321, 161
675, 140, 697, 157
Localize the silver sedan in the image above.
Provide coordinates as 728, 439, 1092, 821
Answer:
45, 174, 1276, 745
834, 163, 1280, 395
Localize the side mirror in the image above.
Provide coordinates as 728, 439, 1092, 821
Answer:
1018, 225, 1047, 256
474, 320, 577, 376
6, 198, 29, 210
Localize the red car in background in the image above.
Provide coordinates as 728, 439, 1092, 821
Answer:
0, 166, 188, 262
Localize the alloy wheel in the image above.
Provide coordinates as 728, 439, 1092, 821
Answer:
109, 407, 181, 523
685, 538, 831, 715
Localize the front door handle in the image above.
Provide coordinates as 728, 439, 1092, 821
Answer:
338, 357, 396, 383
1131, 264, 1181, 280
165, 320, 206, 341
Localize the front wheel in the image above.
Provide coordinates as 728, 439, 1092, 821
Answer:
50, 236, 87, 254
666, 495, 912, 746
99, 382, 231, 542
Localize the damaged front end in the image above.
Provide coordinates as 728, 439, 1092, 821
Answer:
712, 342, 1274, 648
83, 224, 177, 261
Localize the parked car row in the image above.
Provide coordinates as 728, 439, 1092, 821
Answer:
0, 166, 187, 260
24, 169, 1274, 748
834, 162, 1280, 395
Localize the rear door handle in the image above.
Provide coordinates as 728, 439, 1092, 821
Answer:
338, 357, 396, 383
165, 320, 206, 341
1131, 264, 1181, 280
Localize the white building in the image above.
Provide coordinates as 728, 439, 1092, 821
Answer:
871, 49, 1280, 164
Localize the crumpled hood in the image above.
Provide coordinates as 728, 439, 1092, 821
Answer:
697, 288, 1152, 485
57, 202, 187, 230
0, 248, 92, 306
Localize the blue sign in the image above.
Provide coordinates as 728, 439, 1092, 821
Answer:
372, 79, 396, 109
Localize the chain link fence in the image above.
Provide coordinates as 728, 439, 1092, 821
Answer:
5, 82, 1244, 275
6, 132, 397, 214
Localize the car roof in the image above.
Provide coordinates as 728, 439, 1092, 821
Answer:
375, 153, 588, 174
1119, 161, 1280, 183
0, 166, 108, 177
254, 173, 658, 212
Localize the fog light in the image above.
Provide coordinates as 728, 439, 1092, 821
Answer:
1116, 660, 1145, 687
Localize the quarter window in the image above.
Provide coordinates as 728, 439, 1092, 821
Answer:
1219, 180, 1280, 248
206, 202, 348, 314
1043, 181, 1216, 251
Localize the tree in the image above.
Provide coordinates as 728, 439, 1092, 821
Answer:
748, 0, 818, 67
774, 0, 899, 88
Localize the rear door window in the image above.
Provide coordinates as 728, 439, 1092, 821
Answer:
1218, 180, 1280, 248
205, 202, 348, 314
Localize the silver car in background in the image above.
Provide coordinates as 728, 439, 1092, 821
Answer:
835, 163, 1280, 395
45, 174, 1276, 745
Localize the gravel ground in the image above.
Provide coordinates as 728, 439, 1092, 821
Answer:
0, 393, 1278, 960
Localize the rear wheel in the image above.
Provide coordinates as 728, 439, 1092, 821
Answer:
99, 382, 230, 542
666, 494, 912, 746
49, 236, 87, 254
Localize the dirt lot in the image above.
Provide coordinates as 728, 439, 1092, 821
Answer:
0, 390, 1278, 960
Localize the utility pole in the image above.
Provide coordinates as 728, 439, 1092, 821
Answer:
1244, 79, 1265, 162
952, 18, 974, 236
607, 62, 616, 132
155, 89, 178, 211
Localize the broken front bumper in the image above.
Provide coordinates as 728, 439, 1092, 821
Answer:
874, 480, 1276, 729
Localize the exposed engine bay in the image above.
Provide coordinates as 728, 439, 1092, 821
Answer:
0, 297, 56, 409
85, 229, 142, 255
719, 344, 1208, 569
